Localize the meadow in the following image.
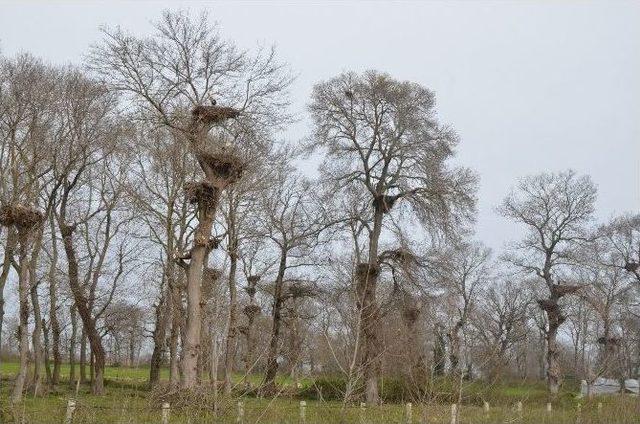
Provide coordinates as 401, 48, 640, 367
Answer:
1, 362, 638, 423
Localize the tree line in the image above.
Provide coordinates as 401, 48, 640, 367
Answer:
0, 10, 638, 406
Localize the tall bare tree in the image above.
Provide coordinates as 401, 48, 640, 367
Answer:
308, 71, 477, 403
499, 169, 596, 398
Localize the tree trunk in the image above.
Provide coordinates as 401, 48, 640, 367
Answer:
223, 231, 239, 395
0, 228, 17, 380
262, 252, 288, 394
169, 283, 182, 387
69, 305, 77, 385
29, 280, 45, 395
149, 284, 170, 387
11, 233, 31, 403
180, 192, 218, 388
80, 331, 87, 383
48, 216, 61, 385
447, 322, 463, 376
545, 304, 563, 398
60, 224, 106, 395
42, 319, 53, 384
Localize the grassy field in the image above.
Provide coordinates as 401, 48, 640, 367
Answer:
0, 362, 638, 423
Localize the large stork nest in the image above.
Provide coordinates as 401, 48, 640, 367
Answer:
191, 105, 240, 125
372, 195, 398, 214
243, 304, 262, 319
195, 148, 245, 188
184, 180, 219, 208
355, 262, 380, 280
0, 204, 44, 230
286, 282, 316, 299
550, 284, 581, 298
597, 336, 621, 346
536, 299, 560, 314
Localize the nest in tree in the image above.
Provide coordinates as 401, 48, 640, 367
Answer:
243, 304, 261, 318
203, 267, 221, 285
536, 299, 560, 314
247, 275, 261, 284
372, 195, 397, 213
624, 262, 639, 273
597, 336, 621, 346
195, 148, 245, 187
238, 325, 249, 335
387, 248, 415, 264
286, 282, 316, 299
245, 286, 257, 297
402, 306, 420, 324
355, 262, 380, 279
191, 105, 240, 125
551, 284, 581, 298
184, 180, 218, 207
0, 204, 44, 230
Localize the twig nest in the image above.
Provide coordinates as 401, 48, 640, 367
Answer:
624, 261, 639, 272
372, 195, 397, 213
191, 105, 240, 125
387, 248, 415, 264
203, 267, 221, 284
597, 336, 621, 346
286, 282, 315, 299
185, 180, 218, 208
247, 275, 261, 284
195, 148, 245, 188
401, 306, 420, 324
536, 299, 559, 313
0, 204, 44, 230
243, 304, 261, 318
238, 325, 249, 335
550, 284, 581, 298
355, 262, 380, 279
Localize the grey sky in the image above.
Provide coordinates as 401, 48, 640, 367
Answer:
1, 0, 638, 252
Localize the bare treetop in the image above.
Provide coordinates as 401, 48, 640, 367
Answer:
87, 10, 292, 143
308, 70, 477, 233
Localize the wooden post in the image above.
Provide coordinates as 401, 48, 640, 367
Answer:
405, 402, 412, 424
575, 403, 582, 424
237, 401, 245, 424
546, 402, 552, 413
597, 402, 602, 413
299, 400, 307, 424
450, 404, 458, 424
64, 399, 76, 424
483, 401, 489, 413
359, 402, 366, 424
516, 401, 523, 420
161, 402, 170, 424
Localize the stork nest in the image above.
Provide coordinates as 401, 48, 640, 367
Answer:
550, 284, 581, 298
195, 148, 245, 187
184, 180, 218, 207
243, 304, 261, 318
191, 105, 240, 125
624, 262, 639, 273
355, 263, 380, 279
245, 286, 257, 297
536, 299, 560, 314
286, 282, 316, 299
597, 336, 621, 346
372, 195, 397, 213
247, 275, 261, 284
203, 267, 221, 285
401, 306, 420, 324
0, 204, 44, 230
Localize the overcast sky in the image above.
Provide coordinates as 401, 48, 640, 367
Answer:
1, 0, 638, 252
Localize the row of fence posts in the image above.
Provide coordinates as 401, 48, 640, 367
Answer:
61, 398, 603, 424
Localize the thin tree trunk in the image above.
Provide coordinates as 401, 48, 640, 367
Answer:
42, 319, 52, 384
11, 232, 31, 403
149, 283, 170, 387
30, 280, 45, 395
223, 227, 239, 395
262, 252, 288, 394
48, 215, 61, 385
80, 331, 87, 383
69, 305, 77, 385
0, 229, 18, 380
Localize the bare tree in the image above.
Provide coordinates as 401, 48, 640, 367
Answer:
499, 169, 597, 398
308, 71, 477, 403
89, 10, 291, 388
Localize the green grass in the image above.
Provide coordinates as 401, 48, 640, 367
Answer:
0, 361, 638, 423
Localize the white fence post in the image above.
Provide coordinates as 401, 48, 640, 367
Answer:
483, 401, 489, 414
299, 400, 307, 424
546, 402, 552, 413
161, 402, 170, 424
237, 401, 245, 424
450, 403, 458, 424
359, 402, 366, 424
64, 399, 76, 424
405, 402, 412, 424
